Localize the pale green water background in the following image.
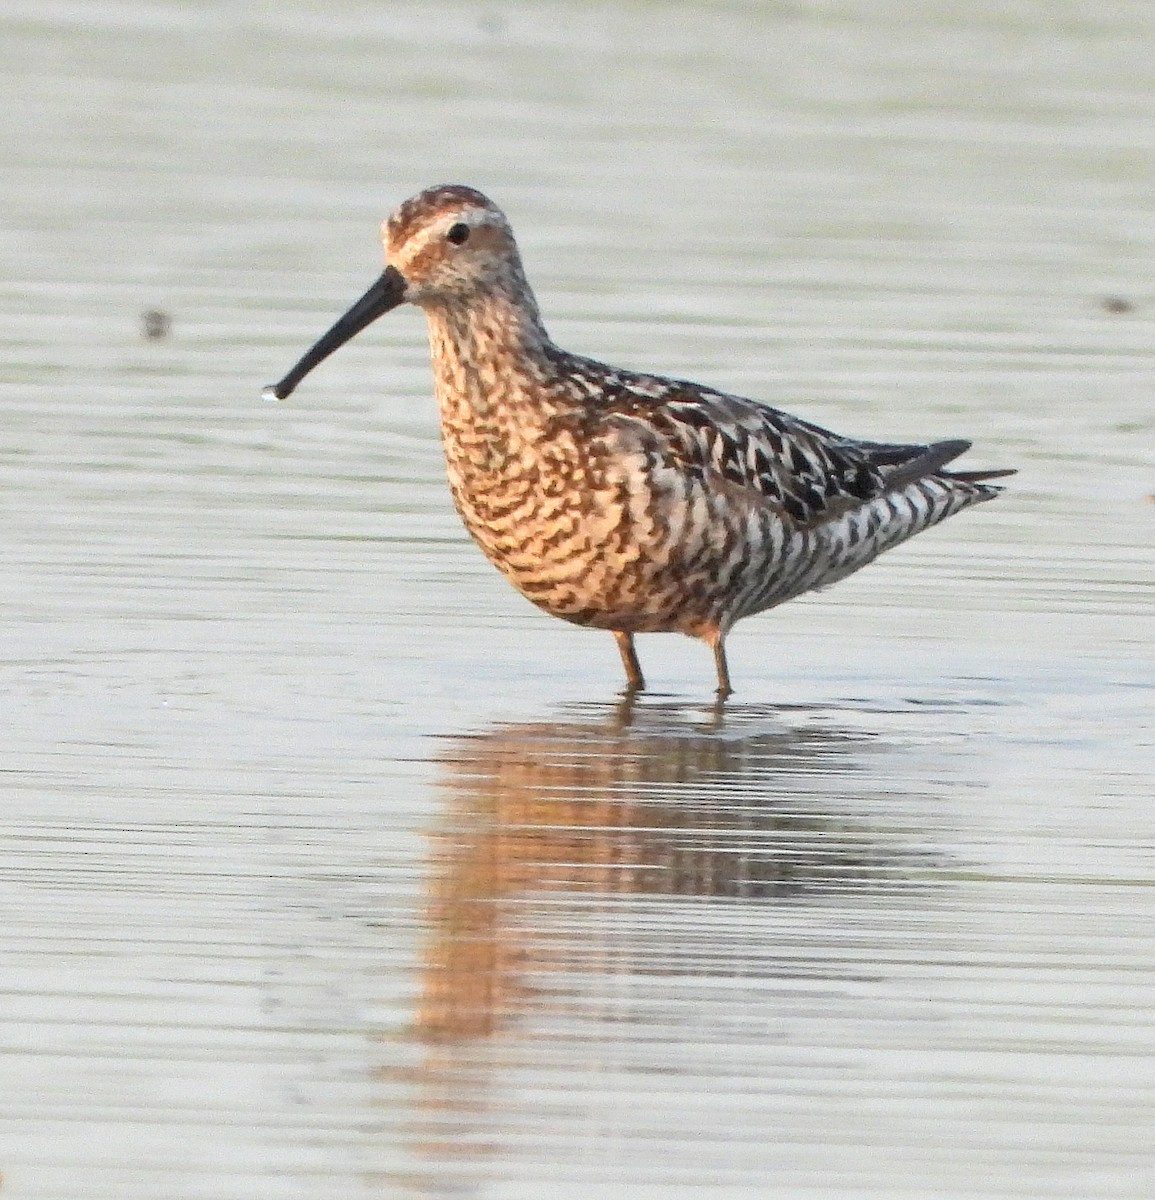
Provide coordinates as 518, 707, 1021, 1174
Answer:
2, 2, 1154, 1197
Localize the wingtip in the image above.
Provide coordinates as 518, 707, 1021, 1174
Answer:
945, 467, 1017, 484
884, 439, 975, 488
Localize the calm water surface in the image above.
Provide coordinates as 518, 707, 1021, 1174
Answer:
2, 2, 1153, 1197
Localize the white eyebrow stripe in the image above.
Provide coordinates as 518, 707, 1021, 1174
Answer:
406, 209, 488, 254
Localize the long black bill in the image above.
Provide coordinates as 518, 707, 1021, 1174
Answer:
262, 265, 407, 401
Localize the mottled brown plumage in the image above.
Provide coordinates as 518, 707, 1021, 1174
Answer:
266, 184, 1013, 696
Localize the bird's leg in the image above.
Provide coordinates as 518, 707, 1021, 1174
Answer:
613, 630, 645, 692
704, 626, 732, 699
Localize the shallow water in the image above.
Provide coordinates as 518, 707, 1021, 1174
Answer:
2, 2, 1154, 1197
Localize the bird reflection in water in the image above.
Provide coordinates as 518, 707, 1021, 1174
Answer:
387, 699, 946, 1187
413, 698, 939, 1045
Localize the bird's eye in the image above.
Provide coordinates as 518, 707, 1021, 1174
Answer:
446, 222, 470, 245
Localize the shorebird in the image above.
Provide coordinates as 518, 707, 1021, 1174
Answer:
265, 185, 1012, 696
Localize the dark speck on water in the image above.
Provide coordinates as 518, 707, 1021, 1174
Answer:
141, 307, 172, 340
